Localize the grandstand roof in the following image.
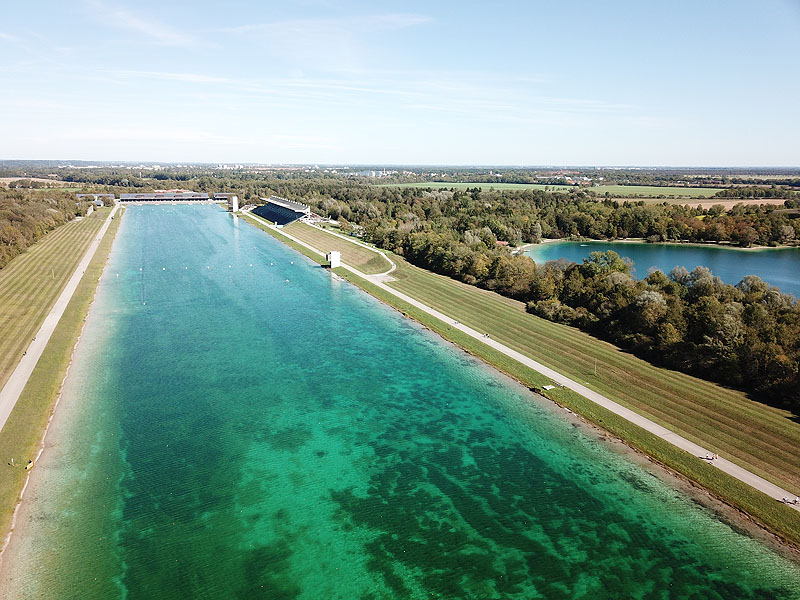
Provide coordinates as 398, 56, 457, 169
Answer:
262, 195, 310, 213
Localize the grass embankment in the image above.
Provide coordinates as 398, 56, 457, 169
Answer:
0, 208, 110, 391
386, 259, 800, 495
243, 216, 800, 545
283, 222, 392, 274
331, 267, 800, 546
378, 182, 720, 198
0, 208, 124, 541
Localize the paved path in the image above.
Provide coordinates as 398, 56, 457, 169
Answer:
302, 220, 396, 277
0, 205, 120, 435
244, 210, 800, 509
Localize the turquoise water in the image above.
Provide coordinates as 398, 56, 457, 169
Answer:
7, 205, 800, 599
525, 240, 800, 297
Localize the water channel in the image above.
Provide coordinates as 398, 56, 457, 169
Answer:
4, 205, 800, 599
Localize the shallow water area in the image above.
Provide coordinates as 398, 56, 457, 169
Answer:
3, 204, 800, 599
525, 240, 800, 296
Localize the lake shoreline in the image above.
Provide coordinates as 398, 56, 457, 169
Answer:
517, 237, 800, 254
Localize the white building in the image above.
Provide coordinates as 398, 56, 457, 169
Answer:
327, 251, 341, 268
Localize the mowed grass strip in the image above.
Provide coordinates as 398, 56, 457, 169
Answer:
0, 208, 123, 539
243, 214, 800, 545
331, 266, 800, 546
385, 256, 800, 495
282, 222, 392, 274
0, 209, 109, 391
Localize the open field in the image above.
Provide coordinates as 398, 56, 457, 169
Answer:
378, 182, 721, 197
0, 177, 73, 186
283, 221, 392, 274
378, 182, 574, 191
0, 209, 110, 392
588, 185, 720, 197
384, 258, 800, 495
241, 217, 800, 545
0, 208, 123, 542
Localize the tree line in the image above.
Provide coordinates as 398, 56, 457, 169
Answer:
0, 189, 89, 269
273, 184, 798, 408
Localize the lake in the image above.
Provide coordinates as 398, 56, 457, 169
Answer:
525, 240, 800, 297
3, 205, 800, 599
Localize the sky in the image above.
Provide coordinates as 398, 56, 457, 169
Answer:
1, 0, 798, 166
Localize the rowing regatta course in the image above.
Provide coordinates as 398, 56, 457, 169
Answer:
3, 204, 800, 598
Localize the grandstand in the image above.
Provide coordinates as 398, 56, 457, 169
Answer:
252, 196, 310, 226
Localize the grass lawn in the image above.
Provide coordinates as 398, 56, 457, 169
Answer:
283, 221, 393, 274
384, 257, 800, 496
0, 208, 110, 391
0, 208, 124, 539
378, 182, 720, 197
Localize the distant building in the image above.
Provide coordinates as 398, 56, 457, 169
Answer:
252, 196, 311, 226
118, 192, 210, 202
214, 193, 240, 212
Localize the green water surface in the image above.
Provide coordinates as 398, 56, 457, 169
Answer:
8, 205, 800, 599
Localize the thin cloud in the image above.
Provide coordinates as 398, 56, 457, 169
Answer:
228, 13, 433, 35
115, 70, 236, 85
83, 0, 195, 46
225, 13, 432, 72
0, 33, 20, 42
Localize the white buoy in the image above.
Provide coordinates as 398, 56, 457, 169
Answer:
207, 266, 210, 269
185, 266, 188, 270
139, 267, 142, 271
229, 265, 232, 268
162, 267, 166, 271
249, 264, 253, 267
290, 261, 294, 265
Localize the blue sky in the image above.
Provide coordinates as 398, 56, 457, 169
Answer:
1, 0, 798, 165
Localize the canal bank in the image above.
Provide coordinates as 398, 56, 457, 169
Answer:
242, 211, 800, 547
4, 205, 800, 599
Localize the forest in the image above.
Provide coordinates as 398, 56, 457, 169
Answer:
285, 184, 799, 408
